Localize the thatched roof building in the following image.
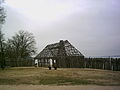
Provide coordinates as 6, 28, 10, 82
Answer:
35, 40, 84, 68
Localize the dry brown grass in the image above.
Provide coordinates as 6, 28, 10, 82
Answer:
0, 67, 120, 85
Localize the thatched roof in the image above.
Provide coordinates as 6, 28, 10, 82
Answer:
35, 40, 84, 59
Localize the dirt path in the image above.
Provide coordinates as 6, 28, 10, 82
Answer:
0, 85, 120, 90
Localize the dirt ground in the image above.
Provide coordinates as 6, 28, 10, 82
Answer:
0, 85, 120, 90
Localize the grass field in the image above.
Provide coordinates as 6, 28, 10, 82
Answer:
0, 67, 120, 85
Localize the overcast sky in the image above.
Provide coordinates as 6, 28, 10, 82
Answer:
2, 0, 120, 57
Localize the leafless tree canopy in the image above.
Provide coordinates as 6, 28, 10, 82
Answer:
0, 0, 5, 25
6, 30, 36, 59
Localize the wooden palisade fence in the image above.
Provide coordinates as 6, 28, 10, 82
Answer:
3, 57, 120, 71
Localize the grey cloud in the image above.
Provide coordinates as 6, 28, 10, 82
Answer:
3, 0, 120, 57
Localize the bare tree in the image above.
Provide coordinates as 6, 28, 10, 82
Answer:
6, 30, 36, 64
0, 30, 6, 69
0, 0, 6, 69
